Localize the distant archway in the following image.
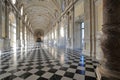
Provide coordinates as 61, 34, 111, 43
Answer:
34, 29, 44, 42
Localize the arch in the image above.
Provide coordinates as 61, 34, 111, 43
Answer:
34, 29, 44, 42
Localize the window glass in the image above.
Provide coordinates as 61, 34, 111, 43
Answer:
9, 12, 16, 47
21, 6, 23, 16
11, 0, 16, 4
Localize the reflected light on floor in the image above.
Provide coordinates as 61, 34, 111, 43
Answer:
44, 44, 48, 49
51, 48, 54, 56
13, 44, 17, 67
0, 50, 1, 65
20, 47, 23, 60
25, 46, 27, 58
0, 50, 1, 57
60, 53, 64, 64
54, 50, 57, 59
81, 55, 85, 64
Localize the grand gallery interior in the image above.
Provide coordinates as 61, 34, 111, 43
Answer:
0, 0, 120, 80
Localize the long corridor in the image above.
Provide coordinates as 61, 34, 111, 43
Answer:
0, 43, 98, 80
0, 0, 120, 80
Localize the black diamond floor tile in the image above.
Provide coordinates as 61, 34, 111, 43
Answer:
64, 72, 74, 78
48, 69, 57, 73
76, 70, 85, 75
50, 74, 62, 80
19, 72, 32, 79
1, 75, 17, 80
86, 68, 95, 72
60, 67, 68, 71
35, 70, 46, 76
85, 76, 96, 80
70, 65, 77, 69
37, 77, 48, 80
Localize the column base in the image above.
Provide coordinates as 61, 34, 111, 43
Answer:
4, 38, 11, 51
96, 65, 120, 80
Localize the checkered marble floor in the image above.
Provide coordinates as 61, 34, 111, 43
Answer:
0, 44, 99, 80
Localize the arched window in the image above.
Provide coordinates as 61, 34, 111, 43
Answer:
61, 0, 65, 11
11, 0, 16, 4
25, 15, 27, 22
21, 6, 23, 16
60, 27, 64, 37
9, 12, 16, 48
25, 26, 27, 46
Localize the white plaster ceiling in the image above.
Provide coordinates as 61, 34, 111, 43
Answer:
20, 0, 61, 33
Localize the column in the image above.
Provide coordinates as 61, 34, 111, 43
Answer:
91, 0, 96, 58
4, 0, 10, 50
0, 0, 2, 38
67, 12, 69, 49
84, 0, 93, 56
5, 0, 9, 39
26, 29, 28, 47
72, 1, 75, 50
28, 30, 30, 47
20, 20, 22, 47
97, 0, 120, 80
16, 15, 21, 48
0, 0, 3, 51
57, 21, 60, 48
22, 22, 25, 47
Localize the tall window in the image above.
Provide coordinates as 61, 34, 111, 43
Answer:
81, 22, 84, 49
21, 6, 23, 16
20, 19, 23, 47
9, 12, 16, 48
25, 15, 27, 22
61, 0, 65, 11
25, 26, 27, 46
24, 14, 27, 46
11, 0, 16, 4
60, 27, 64, 37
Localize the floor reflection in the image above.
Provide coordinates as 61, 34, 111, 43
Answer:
13, 46, 17, 68
0, 43, 99, 80
0, 50, 1, 67
20, 47, 23, 60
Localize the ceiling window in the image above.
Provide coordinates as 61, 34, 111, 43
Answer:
60, 27, 64, 37
21, 6, 23, 16
11, 0, 16, 4
25, 15, 27, 22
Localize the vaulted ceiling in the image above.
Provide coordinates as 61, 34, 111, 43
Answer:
20, 0, 62, 35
